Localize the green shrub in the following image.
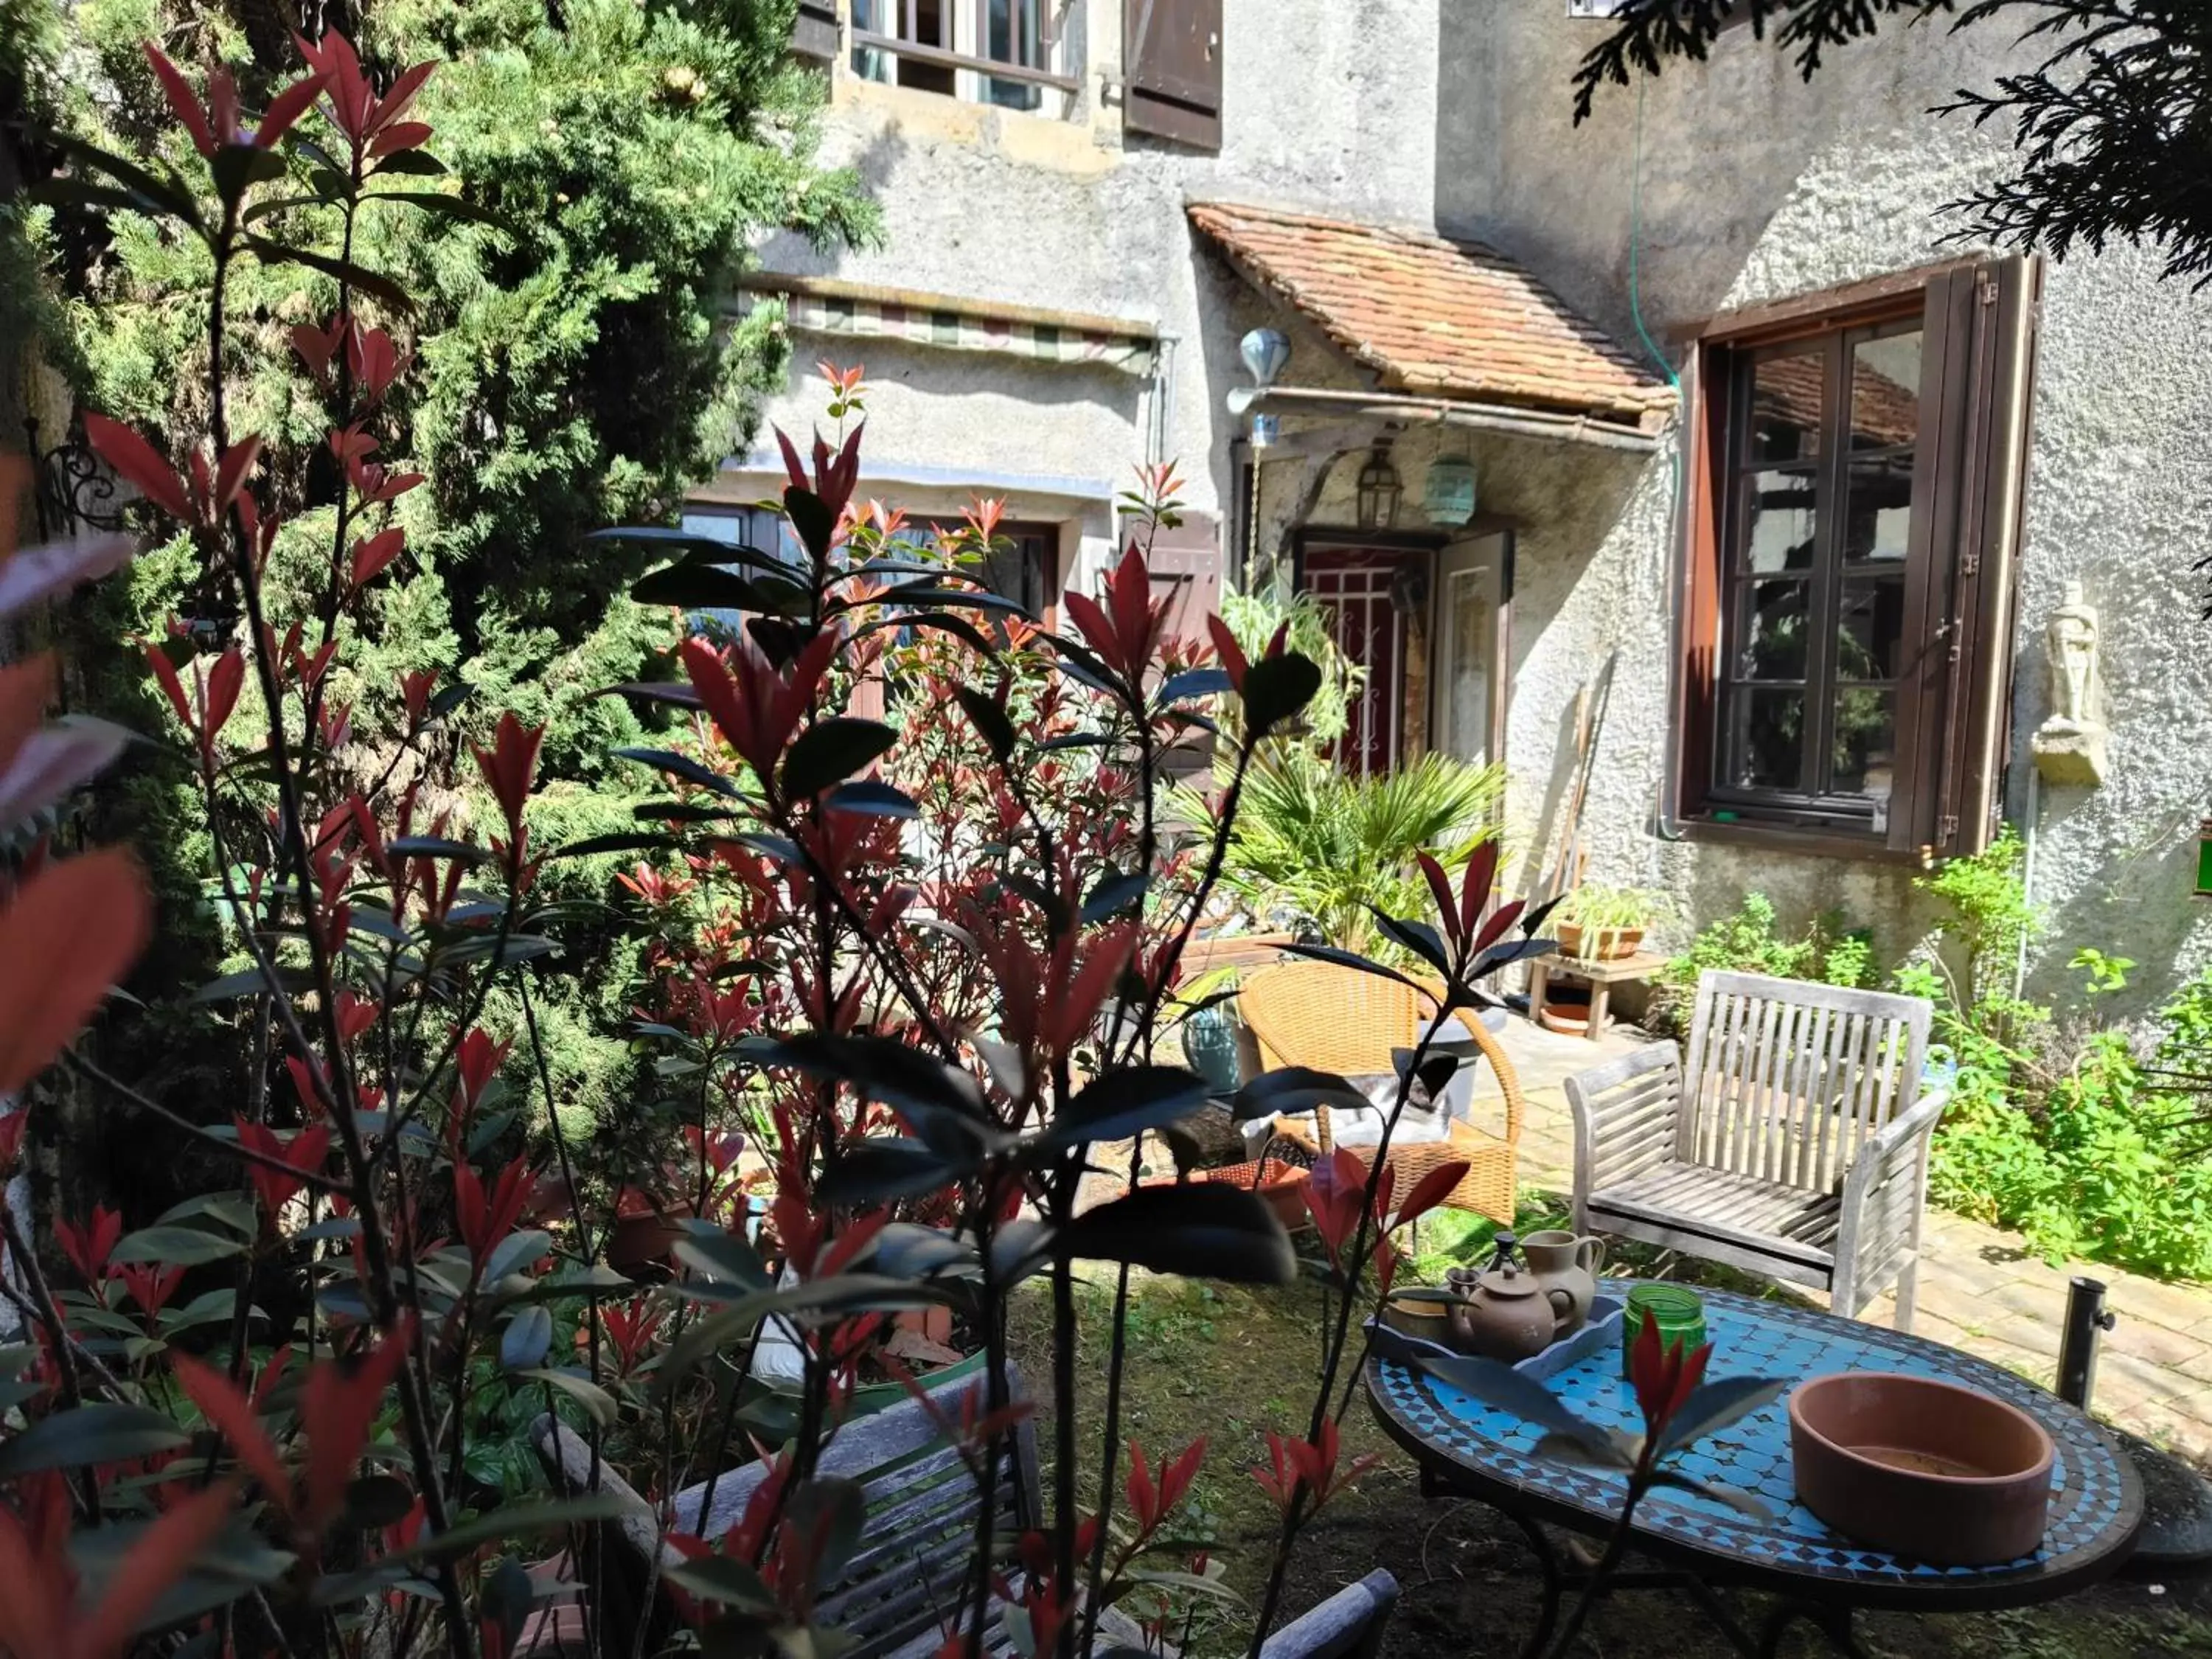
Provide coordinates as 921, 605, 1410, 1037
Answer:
1649, 894, 1873, 1035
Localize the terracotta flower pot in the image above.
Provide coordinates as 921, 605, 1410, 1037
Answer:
1559, 922, 1646, 962
1789, 1372, 2055, 1565
606, 1194, 697, 1275
1537, 997, 1594, 1036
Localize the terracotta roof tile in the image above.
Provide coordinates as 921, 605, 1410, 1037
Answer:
1187, 201, 1677, 427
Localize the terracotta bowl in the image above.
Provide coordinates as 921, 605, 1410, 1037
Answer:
1789, 1372, 2055, 1565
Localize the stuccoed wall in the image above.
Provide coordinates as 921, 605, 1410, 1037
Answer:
739, 0, 1441, 554
1437, 15, 2212, 1016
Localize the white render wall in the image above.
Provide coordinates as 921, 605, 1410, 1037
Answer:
1439, 17, 2212, 1018
719, 0, 1441, 591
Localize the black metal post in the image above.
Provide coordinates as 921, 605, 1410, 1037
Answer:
2057, 1275, 2115, 1408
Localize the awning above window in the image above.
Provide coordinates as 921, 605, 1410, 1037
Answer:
737, 272, 1160, 378
1188, 200, 1677, 428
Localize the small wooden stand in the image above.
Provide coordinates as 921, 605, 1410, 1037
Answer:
1527, 949, 1666, 1042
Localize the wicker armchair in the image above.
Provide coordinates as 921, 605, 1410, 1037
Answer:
1239, 959, 1523, 1225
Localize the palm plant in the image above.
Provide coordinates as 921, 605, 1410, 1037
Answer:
1200, 745, 1508, 956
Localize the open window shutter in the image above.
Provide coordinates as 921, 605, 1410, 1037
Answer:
1136, 514, 1223, 773
1900, 254, 2039, 859
792, 0, 840, 60
1125, 0, 1222, 150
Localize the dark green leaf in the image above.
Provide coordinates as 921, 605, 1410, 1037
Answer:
1230, 1065, 1370, 1123
787, 1476, 867, 1580
368, 148, 448, 177
1061, 1184, 1294, 1284
1370, 909, 1449, 975
785, 487, 835, 560
852, 610, 998, 655
0, 1404, 187, 1477
1280, 940, 1426, 992
598, 681, 703, 709
955, 686, 1016, 762
1415, 1357, 1630, 1464
243, 235, 414, 313
1240, 652, 1322, 737
1079, 870, 1148, 924
782, 717, 897, 799
516, 1368, 618, 1426
613, 747, 740, 797
192, 964, 315, 1002
45, 134, 201, 226
430, 683, 472, 717
667, 1553, 778, 1613
501, 1306, 554, 1371
1645, 1467, 1775, 1522
822, 780, 917, 818
672, 1225, 771, 1290
1157, 667, 1231, 705
549, 831, 681, 861
633, 563, 806, 613
362, 189, 507, 226
1654, 1376, 1790, 1457
731, 832, 802, 866
386, 1498, 638, 1564
1040, 1065, 1209, 1152
210, 142, 288, 206
388, 837, 486, 863
111, 1226, 247, 1267
878, 582, 1032, 619
752, 1033, 990, 1131
815, 1137, 967, 1206
341, 1473, 419, 1531
482, 1231, 553, 1285
658, 1276, 943, 1386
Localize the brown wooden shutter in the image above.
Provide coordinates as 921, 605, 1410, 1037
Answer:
1139, 513, 1223, 647
792, 0, 840, 60
1125, 0, 1222, 151
1898, 254, 2040, 859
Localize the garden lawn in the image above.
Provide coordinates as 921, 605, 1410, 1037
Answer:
1006, 1250, 2212, 1659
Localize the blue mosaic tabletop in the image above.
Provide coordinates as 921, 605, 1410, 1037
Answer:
1366, 1280, 2143, 1604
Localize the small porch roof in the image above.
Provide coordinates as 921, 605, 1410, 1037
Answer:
1187, 200, 1677, 430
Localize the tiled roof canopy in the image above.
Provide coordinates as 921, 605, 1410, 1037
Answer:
1188, 201, 1677, 428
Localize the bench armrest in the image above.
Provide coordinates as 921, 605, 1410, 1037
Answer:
1833, 1082, 1952, 1318
1566, 1043, 1686, 1206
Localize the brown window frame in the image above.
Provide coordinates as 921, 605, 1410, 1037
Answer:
1674, 255, 2041, 862
849, 0, 1079, 100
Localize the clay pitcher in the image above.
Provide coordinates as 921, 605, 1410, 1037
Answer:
1448, 1259, 1554, 1363
1522, 1229, 1606, 1339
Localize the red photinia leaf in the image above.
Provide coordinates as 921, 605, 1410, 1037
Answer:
76, 1481, 237, 1659
201, 647, 246, 753
55, 1205, 122, 1287
141, 43, 216, 157
1125, 1441, 1158, 1531
212, 437, 262, 515
1416, 852, 1461, 947
172, 1353, 293, 1517
1460, 841, 1500, 943
349, 526, 404, 588
116, 1261, 184, 1317
0, 1492, 66, 1658
1472, 897, 1526, 956
371, 60, 437, 138
1303, 1147, 1367, 1264
470, 712, 543, 833
300, 1321, 414, 1530
367, 119, 431, 157
0, 847, 152, 1094
83, 414, 190, 521
234, 1116, 331, 1221
1391, 1160, 1470, 1234
254, 71, 324, 149
143, 641, 191, 729
1203, 613, 1248, 692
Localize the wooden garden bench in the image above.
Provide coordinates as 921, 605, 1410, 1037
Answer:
535, 1363, 1399, 1659
1565, 971, 1948, 1329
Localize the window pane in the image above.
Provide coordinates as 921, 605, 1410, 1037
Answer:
1748, 351, 1823, 465
1850, 330, 1922, 451
1735, 578, 1809, 681
984, 0, 1044, 109
1732, 688, 1805, 792
1843, 453, 1913, 564
1743, 470, 1818, 572
1831, 688, 1898, 799
1836, 577, 1905, 683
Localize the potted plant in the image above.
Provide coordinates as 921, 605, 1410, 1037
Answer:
1556, 884, 1673, 962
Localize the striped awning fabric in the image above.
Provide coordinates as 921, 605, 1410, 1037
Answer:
740, 274, 1159, 378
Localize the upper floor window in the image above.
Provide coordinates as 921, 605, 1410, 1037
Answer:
1675, 257, 2040, 860
851, 0, 1077, 114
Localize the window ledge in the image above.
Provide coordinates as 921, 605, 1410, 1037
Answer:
1672, 815, 1931, 867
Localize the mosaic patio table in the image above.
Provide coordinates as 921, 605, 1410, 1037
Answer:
1365, 1279, 2143, 1658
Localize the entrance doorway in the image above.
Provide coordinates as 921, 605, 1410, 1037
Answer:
1302, 545, 1427, 778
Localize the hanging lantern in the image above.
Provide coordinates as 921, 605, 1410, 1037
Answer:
1355, 448, 1402, 530
2196, 819, 2212, 897
1422, 452, 1478, 526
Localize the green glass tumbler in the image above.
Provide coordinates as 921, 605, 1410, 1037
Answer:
1621, 1283, 1706, 1377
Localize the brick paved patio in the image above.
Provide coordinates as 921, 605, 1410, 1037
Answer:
1480, 1018, 2212, 1465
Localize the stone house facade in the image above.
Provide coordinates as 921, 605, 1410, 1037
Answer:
709, 1, 2212, 1019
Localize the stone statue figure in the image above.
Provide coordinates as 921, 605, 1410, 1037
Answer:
2044, 582, 2099, 732
2032, 580, 2107, 786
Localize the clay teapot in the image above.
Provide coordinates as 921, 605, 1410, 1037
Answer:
1521, 1228, 1606, 1338
1447, 1234, 1554, 1363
